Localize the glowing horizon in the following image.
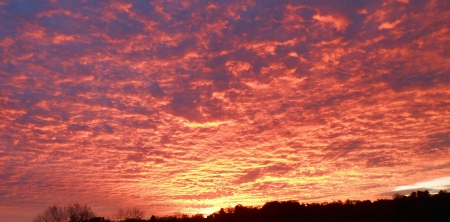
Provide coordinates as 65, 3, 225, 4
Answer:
0, 0, 449, 221
392, 176, 450, 192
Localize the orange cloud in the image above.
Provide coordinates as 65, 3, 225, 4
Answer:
378, 15, 406, 30
313, 13, 349, 31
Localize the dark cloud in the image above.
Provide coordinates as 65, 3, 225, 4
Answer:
67, 124, 90, 132
148, 82, 164, 98
234, 169, 263, 184
325, 139, 365, 159
265, 163, 294, 175
421, 132, 450, 153
4, 0, 49, 19
170, 90, 202, 121
366, 156, 397, 168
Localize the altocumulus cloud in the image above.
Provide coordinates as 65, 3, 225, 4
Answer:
0, 0, 449, 221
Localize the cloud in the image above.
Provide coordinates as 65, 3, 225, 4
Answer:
378, 15, 406, 30
234, 169, 263, 184
148, 82, 165, 98
313, 13, 349, 31
392, 176, 450, 191
0, 0, 449, 220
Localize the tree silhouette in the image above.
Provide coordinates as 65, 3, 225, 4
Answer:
128, 207, 145, 220
33, 190, 450, 222
34, 204, 96, 222
33, 205, 69, 222
67, 203, 96, 222
114, 208, 127, 220
81, 217, 108, 222
113, 207, 145, 221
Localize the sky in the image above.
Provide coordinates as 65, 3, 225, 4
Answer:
0, 0, 449, 221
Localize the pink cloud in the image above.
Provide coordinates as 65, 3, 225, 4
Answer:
0, 1, 449, 221
378, 15, 406, 30
52, 34, 75, 44
313, 13, 349, 31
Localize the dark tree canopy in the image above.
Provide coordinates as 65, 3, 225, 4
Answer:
34, 190, 450, 222
146, 190, 450, 222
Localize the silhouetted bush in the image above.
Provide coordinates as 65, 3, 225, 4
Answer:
81, 217, 109, 222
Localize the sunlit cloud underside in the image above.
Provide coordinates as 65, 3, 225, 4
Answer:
392, 176, 450, 192
0, 0, 449, 221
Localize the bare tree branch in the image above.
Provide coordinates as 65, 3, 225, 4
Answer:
113, 207, 145, 220
33, 205, 68, 222
67, 203, 96, 222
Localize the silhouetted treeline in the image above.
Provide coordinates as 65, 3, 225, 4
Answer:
136, 190, 450, 222
45, 190, 448, 222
